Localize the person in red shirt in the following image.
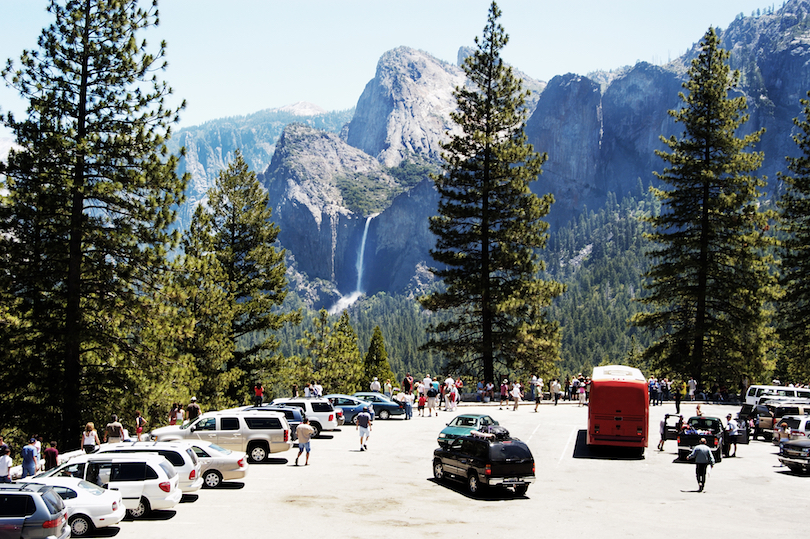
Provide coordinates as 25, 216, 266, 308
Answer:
43, 441, 59, 471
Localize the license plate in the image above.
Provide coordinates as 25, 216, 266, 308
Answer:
504, 477, 518, 483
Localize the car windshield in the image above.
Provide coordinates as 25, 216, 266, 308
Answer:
76, 480, 106, 496
689, 417, 721, 430
452, 417, 478, 427
159, 461, 176, 478
39, 487, 65, 512
181, 417, 202, 430
206, 443, 231, 455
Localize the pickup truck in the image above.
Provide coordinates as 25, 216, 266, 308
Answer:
677, 416, 724, 462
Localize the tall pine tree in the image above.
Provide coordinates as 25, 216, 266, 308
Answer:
777, 91, 810, 382
181, 150, 300, 404
419, 2, 564, 384
363, 326, 396, 389
0, 0, 187, 445
633, 28, 777, 388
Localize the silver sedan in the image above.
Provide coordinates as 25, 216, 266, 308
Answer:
187, 441, 249, 488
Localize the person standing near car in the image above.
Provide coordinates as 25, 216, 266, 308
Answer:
295, 417, 315, 466
135, 411, 147, 441
21, 437, 38, 478
0, 446, 12, 482
81, 422, 100, 453
724, 414, 739, 457
356, 407, 372, 451
104, 414, 125, 443
186, 397, 201, 422
687, 437, 715, 492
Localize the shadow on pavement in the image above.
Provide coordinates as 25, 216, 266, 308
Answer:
571, 429, 645, 460
426, 477, 529, 501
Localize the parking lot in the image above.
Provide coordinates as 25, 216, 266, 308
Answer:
111, 401, 808, 538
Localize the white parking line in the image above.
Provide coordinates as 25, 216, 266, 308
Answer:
558, 427, 578, 466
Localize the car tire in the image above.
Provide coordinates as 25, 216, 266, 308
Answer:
467, 473, 482, 495
248, 443, 269, 463
311, 422, 322, 437
379, 410, 390, 420
433, 460, 445, 481
203, 469, 223, 488
69, 514, 94, 537
127, 496, 150, 519
513, 484, 529, 496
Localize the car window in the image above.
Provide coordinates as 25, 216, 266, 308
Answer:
158, 462, 175, 478
156, 450, 184, 467
221, 418, 239, 431
206, 443, 231, 455
111, 462, 146, 482
39, 488, 65, 512
56, 462, 85, 479
181, 417, 202, 430
0, 494, 33, 517
245, 417, 282, 429
192, 446, 211, 458
76, 481, 106, 496
145, 466, 159, 480
312, 403, 332, 412
782, 418, 801, 429
490, 442, 532, 461
480, 417, 492, 426
283, 402, 305, 411
52, 486, 78, 500
195, 417, 216, 431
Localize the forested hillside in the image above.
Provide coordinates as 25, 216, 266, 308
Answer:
271, 186, 663, 384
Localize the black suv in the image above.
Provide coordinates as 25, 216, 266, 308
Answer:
433, 432, 535, 496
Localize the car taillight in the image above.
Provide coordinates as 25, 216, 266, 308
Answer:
159, 481, 171, 493
189, 469, 196, 480
329, 414, 334, 421
238, 457, 245, 468
713, 438, 718, 446
112, 501, 118, 511
284, 429, 289, 442
485, 464, 492, 476
42, 512, 65, 528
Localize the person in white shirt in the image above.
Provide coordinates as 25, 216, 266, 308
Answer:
0, 447, 12, 482
370, 377, 381, 392
725, 414, 739, 457
511, 382, 523, 411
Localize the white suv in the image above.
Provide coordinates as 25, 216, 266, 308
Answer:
33, 453, 181, 519
269, 397, 339, 437
94, 441, 203, 492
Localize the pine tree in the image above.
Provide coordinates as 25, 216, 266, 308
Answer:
182, 150, 300, 403
633, 28, 777, 388
419, 2, 564, 384
363, 326, 396, 389
0, 0, 187, 445
297, 310, 363, 394
777, 91, 810, 382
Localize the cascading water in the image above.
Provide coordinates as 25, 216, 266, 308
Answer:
329, 213, 377, 314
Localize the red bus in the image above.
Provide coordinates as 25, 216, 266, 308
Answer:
587, 365, 649, 454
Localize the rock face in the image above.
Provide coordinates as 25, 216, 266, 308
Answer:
343, 47, 466, 167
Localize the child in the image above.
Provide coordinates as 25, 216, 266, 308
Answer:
418, 394, 426, 417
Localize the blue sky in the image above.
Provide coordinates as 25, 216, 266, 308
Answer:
0, 0, 772, 135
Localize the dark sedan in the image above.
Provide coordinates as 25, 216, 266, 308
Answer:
324, 394, 368, 424
352, 392, 406, 420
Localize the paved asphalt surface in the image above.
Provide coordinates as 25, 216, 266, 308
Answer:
102, 400, 807, 538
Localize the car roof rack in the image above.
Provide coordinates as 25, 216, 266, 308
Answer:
469, 430, 494, 439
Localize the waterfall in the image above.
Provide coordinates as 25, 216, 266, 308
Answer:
355, 214, 374, 292
328, 213, 377, 314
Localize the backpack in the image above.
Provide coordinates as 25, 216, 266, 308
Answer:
427, 387, 438, 398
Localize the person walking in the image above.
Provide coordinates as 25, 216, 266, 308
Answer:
551, 379, 562, 406
21, 438, 38, 478
295, 417, 315, 466
43, 441, 59, 471
81, 422, 101, 453
384, 379, 392, 398
135, 411, 147, 441
724, 414, 739, 457
533, 378, 544, 412
186, 397, 201, 422
403, 391, 414, 419
687, 437, 715, 492
511, 381, 523, 411
356, 406, 372, 451
499, 379, 509, 409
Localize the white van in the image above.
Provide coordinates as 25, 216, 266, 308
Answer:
745, 385, 810, 405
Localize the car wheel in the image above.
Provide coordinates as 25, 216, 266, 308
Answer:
203, 469, 223, 488
249, 443, 268, 463
127, 497, 150, 519
433, 460, 445, 481
70, 514, 94, 537
311, 422, 322, 437
467, 473, 482, 495
514, 484, 529, 496
379, 409, 390, 420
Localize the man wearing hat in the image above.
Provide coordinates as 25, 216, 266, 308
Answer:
370, 377, 381, 392
187, 397, 201, 422
724, 413, 739, 457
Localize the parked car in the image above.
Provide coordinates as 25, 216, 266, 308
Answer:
677, 416, 725, 462
437, 414, 499, 447
150, 409, 292, 462
778, 438, 810, 474
432, 431, 535, 496
0, 482, 70, 539
32, 453, 182, 519
269, 397, 339, 436
737, 403, 773, 440
352, 392, 406, 419
186, 441, 249, 488
324, 394, 368, 424
23, 477, 125, 537
94, 440, 203, 492
235, 404, 307, 440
